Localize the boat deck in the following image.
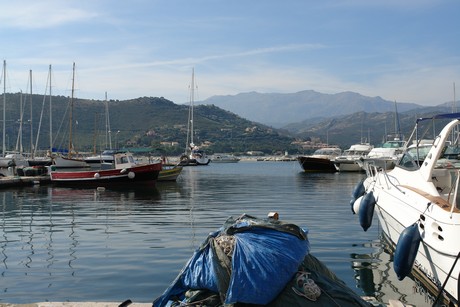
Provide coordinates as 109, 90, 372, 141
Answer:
400, 185, 460, 213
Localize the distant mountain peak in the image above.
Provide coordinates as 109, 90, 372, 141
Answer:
198, 90, 420, 128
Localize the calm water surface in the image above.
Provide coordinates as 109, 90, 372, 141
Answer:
0, 161, 436, 305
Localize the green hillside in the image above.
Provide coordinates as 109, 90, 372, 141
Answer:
0, 93, 297, 156
1, 92, 452, 156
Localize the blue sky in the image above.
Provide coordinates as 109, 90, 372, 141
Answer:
0, 0, 459, 106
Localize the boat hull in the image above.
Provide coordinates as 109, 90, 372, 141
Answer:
50, 162, 162, 187
158, 166, 182, 181
363, 171, 460, 304
53, 156, 89, 168
297, 156, 337, 172
334, 159, 364, 172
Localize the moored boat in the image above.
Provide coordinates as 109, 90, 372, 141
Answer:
179, 68, 211, 166
334, 142, 373, 172
357, 138, 406, 171
297, 147, 341, 172
211, 154, 240, 163
350, 113, 460, 306
49, 151, 162, 188
158, 165, 183, 181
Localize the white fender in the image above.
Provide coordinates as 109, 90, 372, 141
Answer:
353, 195, 364, 216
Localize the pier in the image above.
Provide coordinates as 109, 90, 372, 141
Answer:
0, 175, 50, 188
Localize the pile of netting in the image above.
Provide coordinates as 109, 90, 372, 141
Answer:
153, 214, 370, 307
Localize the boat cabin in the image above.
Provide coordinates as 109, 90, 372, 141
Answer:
113, 152, 138, 169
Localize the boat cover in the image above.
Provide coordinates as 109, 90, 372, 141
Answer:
153, 214, 370, 307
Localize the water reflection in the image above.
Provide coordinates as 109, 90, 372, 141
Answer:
351, 231, 441, 306
0, 162, 443, 304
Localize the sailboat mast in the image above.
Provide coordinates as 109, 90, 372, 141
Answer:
17, 91, 23, 153
454, 82, 456, 113
29, 70, 34, 157
394, 100, 402, 140
105, 92, 112, 149
190, 68, 195, 148
2, 60, 6, 157
68, 62, 75, 156
49, 65, 52, 152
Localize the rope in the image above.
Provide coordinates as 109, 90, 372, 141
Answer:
432, 251, 460, 306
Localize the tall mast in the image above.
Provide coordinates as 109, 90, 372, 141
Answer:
454, 82, 457, 113
33, 65, 52, 157
29, 69, 34, 156
394, 100, 402, 140
2, 60, 6, 157
17, 91, 23, 153
68, 62, 75, 156
49, 65, 52, 152
105, 92, 112, 149
190, 68, 195, 148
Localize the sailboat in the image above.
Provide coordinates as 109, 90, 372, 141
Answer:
27, 66, 53, 167
0, 61, 31, 175
52, 63, 88, 168
179, 68, 210, 166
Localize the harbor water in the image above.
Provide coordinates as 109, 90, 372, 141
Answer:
0, 161, 437, 306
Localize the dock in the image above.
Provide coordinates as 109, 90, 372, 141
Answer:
0, 175, 51, 188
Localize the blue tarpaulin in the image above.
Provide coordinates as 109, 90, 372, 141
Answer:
153, 214, 310, 306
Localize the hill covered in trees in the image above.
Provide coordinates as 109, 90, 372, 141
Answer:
0, 93, 297, 156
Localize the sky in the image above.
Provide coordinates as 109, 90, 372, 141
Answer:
0, 0, 459, 106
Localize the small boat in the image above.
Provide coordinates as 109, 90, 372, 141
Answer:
211, 154, 240, 163
351, 113, 460, 306
334, 142, 373, 172
49, 151, 162, 188
158, 165, 183, 181
153, 213, 370, 307
297, 147, 341, 172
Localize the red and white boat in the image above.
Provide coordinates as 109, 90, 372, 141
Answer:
49, 151, 162, 188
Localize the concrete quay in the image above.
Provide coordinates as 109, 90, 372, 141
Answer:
0, 175, 50, 188
0, 302, 150, 307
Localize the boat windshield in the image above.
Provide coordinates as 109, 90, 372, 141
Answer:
382, 141, 405, 148
398, 145, 431, 170
314, 149, 340, 155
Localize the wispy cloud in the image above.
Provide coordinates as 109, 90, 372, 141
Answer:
0, 2, 98, 29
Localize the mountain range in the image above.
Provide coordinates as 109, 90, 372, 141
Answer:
1, 89, 455, 155
198, 90, 427, 128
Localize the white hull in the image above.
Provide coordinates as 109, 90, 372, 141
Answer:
357, 157, 397, 171
355, 115, 460, 305
335, 159, 363, 172
371, 186, 460, 302
335, 143, 372, 172
54, 156, 89, 168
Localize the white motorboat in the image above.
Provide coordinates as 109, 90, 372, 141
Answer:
351, 113, 460, 306
334, 143, 373, 172
211, 154, 240, 163
358, 139, 406, 171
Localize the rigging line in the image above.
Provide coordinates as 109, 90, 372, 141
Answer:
34, 68, 51, 156
432, 250, 460, 306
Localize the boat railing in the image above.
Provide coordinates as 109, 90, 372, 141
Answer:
365, 162, 405, 193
